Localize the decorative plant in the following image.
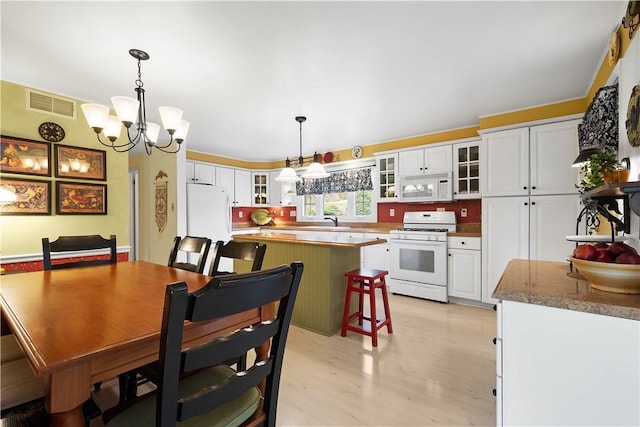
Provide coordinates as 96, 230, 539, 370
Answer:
577, 148, 618, 193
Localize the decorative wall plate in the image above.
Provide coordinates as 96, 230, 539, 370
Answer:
38, 122, 65, 142
626, 85, 640, 147
351, 145, 363, 159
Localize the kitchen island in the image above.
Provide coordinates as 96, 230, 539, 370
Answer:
492, 259, 640, 426
233, 232, 386, 336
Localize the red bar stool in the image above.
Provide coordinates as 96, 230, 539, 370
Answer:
341, 268, 393, 347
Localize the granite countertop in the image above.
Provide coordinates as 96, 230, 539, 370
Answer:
233, 232, 387, 248
493, 259, 640, 321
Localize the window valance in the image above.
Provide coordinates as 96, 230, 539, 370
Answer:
296, 167, 373, 195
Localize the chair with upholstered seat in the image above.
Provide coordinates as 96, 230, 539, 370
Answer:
42, 234, 117, 270
167, 236, 212, 274
209, 240, 267, 276
103, 262, 304, 427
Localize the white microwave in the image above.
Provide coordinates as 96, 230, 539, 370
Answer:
398, 172, 453, 203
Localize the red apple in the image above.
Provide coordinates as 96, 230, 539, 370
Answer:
594, 249, 614, 263
615, 253, 640, 264
593, 242, 609, 249
573, 244, 598, 260
609, 242, 638, 256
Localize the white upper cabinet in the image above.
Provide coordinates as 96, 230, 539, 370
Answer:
481, 128, 529, 197
216, 167, 251, 206
453, 139, 481, 199
251, 171, 269, 206
375, 153, 399, 202
399, 145, 452, 176
529, 120, 580, 195
481, 120, 580, 197
186, 161, 216, 185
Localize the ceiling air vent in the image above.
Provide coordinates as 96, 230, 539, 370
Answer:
27, 90, 76, 118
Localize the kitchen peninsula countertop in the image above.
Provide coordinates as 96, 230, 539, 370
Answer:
233, 222, 481, 237
233, 232, 386, 248
493, 259, 640, 321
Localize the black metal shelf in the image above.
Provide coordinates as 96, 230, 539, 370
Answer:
579, 181, 640, 233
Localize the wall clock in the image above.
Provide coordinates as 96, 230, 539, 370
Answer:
351, 145, 363, 159
38, 122, 65, 142
626, 85, 640, 147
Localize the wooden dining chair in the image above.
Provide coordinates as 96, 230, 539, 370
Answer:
209, 240, 267, 276
167, 236, 213, 274
42, 234, 117, 270
103, 262, 304, 427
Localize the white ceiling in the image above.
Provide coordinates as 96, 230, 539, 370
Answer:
0, 1, 627, 162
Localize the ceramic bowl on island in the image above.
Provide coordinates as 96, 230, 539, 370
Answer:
570, 256, 640, 294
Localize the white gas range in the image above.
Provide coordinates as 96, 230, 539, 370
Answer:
388, 211, 457, 302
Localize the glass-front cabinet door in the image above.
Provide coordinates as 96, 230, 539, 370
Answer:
453, 140, 481, 199
376, 153, 399, 202
252, 172, 269, 205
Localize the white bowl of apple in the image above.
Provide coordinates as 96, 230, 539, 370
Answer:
570, 242, 640, 294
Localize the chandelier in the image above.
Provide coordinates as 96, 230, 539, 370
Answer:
275, 116, 329, 182
80, 49, 189, 155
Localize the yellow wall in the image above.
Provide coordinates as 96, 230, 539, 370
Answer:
0, 81, 129, 256
129, 149, 179, 266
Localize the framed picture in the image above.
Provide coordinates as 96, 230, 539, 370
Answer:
0, 135, 51, 177
0, 178, 51, 215
56, 181, 107, 215
54, 144, 107, 180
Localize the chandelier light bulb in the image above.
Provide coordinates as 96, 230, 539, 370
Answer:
159, 106, 183, 133
103, 115, 123, 141
111, 96, 139, 126
302, 162, 330, 179
80, 103, 110, 131
275, 167, 301, 182
145, 122, 161, 144
174, 120, 190, 143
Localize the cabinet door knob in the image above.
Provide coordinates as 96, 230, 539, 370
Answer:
531, 201, 536, 205
532, 186, 536, 190
523, 186, 527, 190
492, 337, 497, 345
461, 241, 466, 245
492, 388, 497, 397
524, 202, 528, 206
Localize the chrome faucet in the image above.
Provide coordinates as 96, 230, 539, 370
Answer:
324, 214, 338, 227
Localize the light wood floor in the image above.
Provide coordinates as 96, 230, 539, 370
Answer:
91, 294, 497, 426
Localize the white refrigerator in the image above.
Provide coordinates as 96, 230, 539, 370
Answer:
186, 183, 232, 271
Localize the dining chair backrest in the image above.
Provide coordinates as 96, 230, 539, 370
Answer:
42, 235, 117, 270
209, 240, 267, 276
167, 236, 212, 274
105, 262, 304, 427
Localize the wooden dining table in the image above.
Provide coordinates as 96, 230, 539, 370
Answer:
0, 261, 273, 427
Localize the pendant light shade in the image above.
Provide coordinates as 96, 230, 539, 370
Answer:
302, 161, 330, 178
275, 166, 301, 182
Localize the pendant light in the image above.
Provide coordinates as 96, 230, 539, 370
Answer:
275, 116, 328, 182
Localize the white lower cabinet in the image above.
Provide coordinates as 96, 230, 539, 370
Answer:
498, 300, 640, 426
362, 233, 389, 271
447, 237, 481, 301
482, 194, 580, 304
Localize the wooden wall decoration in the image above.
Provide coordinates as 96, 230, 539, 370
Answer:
155, 170, 168, 233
